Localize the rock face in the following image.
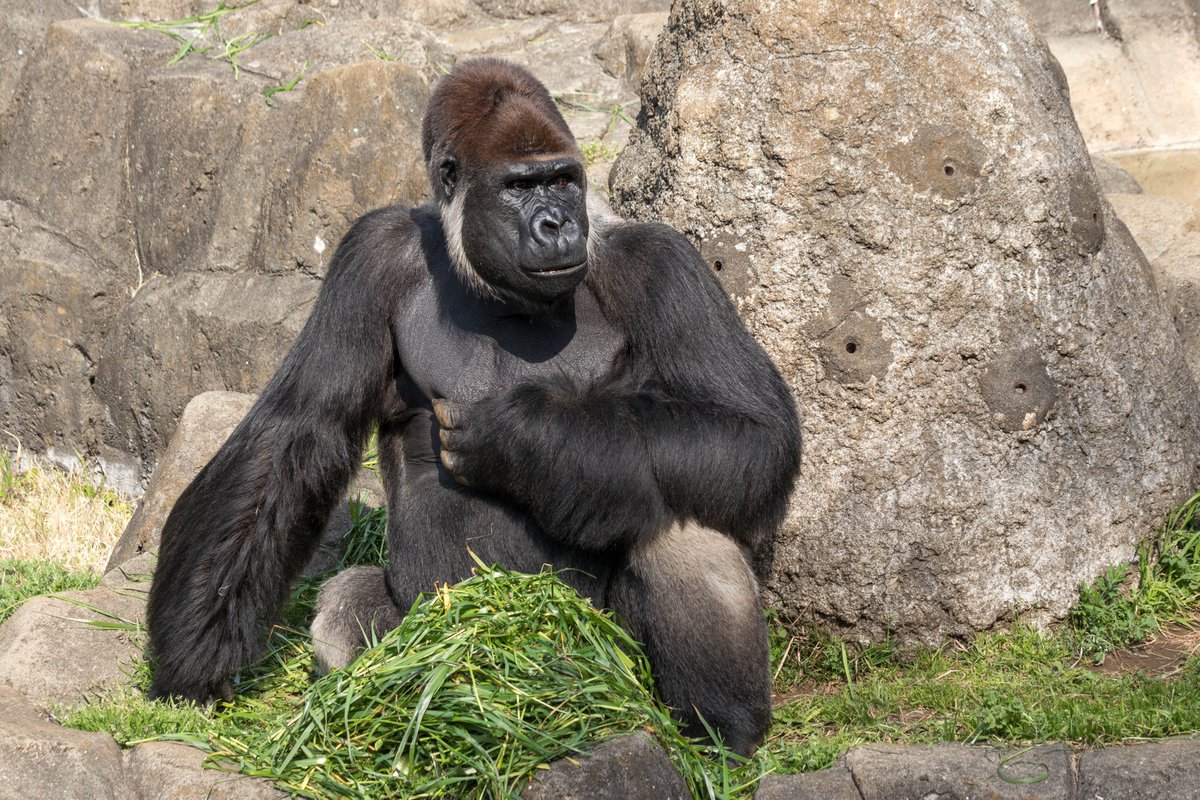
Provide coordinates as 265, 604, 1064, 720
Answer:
0, 16, 429, 490
0, 1, 659, 490
611, 0, 1200, 642
0, 686, 283, 799
1106, 192, 1200, 386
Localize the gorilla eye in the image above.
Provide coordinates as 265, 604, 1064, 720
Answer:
508, 178, 536, 192
552, 175, 572, 189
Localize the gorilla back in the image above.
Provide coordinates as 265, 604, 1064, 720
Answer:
146, 57, 801, 757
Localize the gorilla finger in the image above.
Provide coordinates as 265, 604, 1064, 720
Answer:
433, 398, 470, 430
439, 449, 471, 486
439, 427, 466, 451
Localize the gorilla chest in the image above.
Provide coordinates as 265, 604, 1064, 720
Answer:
396, 283, 623, 404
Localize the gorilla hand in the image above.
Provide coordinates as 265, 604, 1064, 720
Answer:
433, 397, 491, 489
432, 398, 470, 485
433, 389, 549, 499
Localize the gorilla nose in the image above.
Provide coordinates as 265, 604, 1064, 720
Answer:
531, 208, 575, 248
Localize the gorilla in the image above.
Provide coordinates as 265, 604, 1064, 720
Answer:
147, 58, 800, 757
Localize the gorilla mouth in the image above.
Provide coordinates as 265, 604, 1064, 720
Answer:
522, 261, 587, 278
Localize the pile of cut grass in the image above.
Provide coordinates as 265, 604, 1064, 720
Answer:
187, 563, 751, 799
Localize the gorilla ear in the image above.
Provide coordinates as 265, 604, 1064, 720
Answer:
439, 158, 458, 199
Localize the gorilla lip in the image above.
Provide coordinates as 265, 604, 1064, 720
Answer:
522, 261, 587, 278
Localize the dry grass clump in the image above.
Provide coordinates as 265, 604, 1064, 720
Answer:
0, 445, 133, 573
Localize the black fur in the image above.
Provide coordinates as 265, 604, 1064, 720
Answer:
147, 58, 800, 756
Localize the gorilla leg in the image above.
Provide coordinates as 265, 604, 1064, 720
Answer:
311, 566, 404, 674
608, 521, 771, 757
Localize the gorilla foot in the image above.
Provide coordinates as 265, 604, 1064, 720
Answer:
311, 566, 404, 674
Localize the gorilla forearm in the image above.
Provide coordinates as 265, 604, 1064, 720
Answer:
147, 213, 402, 700
436, 375, 796, 551
148, 415, 360, 699
634, 398, 799, 543
437, 380, 670, 549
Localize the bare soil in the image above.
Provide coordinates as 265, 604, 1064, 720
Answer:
1093, 622, 1200, 678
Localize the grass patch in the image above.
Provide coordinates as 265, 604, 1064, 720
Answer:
62, 690, 224, 747
762, 488, 1200, 774
0, 559, 101, 624
1070, 488, 1200, 661
762, 626, 1200, 774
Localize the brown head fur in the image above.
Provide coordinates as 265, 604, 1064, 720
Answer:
422, 59, 579, 199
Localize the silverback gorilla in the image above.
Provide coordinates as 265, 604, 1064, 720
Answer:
147, 58, 800, 756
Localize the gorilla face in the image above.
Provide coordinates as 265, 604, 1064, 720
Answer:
456, 157, 590, 305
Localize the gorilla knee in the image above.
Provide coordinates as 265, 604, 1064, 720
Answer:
311, 566, 403, 674
616, 521, 771, 757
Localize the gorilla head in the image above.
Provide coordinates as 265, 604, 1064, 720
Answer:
421, 58, 590, 309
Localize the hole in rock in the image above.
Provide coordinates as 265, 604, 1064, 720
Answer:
846, 341, 859, 354
1014, 382, 1027, 393
713, 260, 723, 273
943, 163, 956, 177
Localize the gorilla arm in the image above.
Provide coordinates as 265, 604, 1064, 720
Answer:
146, 209, 409, 701
434, 222, 801, 556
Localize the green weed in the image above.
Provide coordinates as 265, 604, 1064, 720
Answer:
339, 498, 388, 568
0, 449, 20, 503
363, 41, 402, 62
111, 1, 274, 80
62, 690, 228, 747
580, 140, 620, 168
0, 559, 101, 624
262, 61, 307, 106
217, 30, 274, 79
1069, 489, 1200, 661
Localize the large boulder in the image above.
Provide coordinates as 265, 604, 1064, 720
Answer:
611, 0, 1200, 642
